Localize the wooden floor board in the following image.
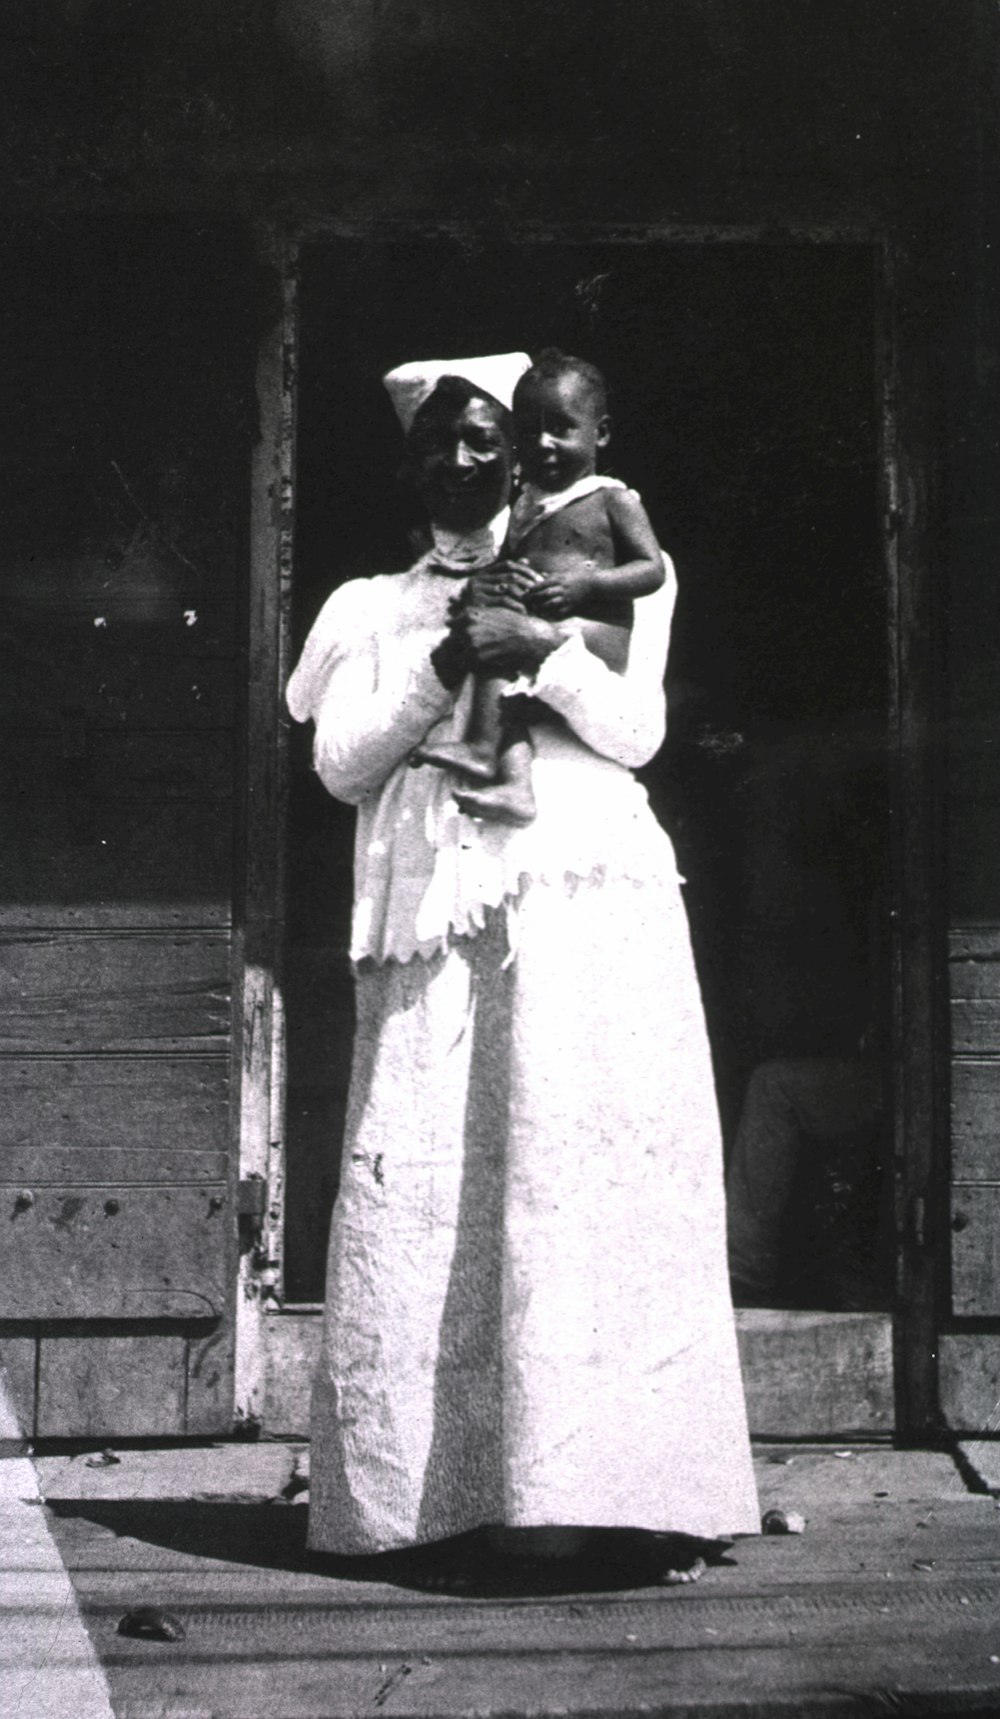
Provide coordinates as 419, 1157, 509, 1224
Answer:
42, 1489, 1000, 1718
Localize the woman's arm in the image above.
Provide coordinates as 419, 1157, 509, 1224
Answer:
286, 581, 457, 804
526, 625, 666, 767
459, 558, 677, 770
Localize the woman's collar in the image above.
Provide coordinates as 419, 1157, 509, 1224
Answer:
423, 508, 510, 575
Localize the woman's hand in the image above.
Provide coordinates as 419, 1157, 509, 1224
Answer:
465, 559, 541, 611
530, 568, 594, 619
459, 604, 565, 675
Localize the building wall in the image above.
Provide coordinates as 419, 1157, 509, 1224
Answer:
0, 0, 996, 1434
0, 219, 257, 1434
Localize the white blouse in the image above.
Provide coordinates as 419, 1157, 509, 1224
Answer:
286, 535, 678, 964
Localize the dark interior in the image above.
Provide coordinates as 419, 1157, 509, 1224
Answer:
284, 238, 889, 1308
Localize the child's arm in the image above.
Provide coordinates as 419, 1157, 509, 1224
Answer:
531, 490, 664, 618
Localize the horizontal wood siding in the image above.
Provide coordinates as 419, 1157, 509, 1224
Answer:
0, 225, 254, 1435
186, 1321, 238, 1437
949, 929, 1000, 1317
2, 1184, 229, 1320
36, 1331, 189, 1439
0, 931, 230, 1054
950, 1059, 1000, 1180
260, 1309, 897, 1442
938, 1333, 1000, 1436
0, 1335, 37, 1442
0, 1056, 228, 1154
736, 1310, 894, 1438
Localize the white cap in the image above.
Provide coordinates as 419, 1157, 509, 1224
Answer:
382, 352, 532, 434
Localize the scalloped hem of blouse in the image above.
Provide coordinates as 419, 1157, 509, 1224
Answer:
350, 861, 685, 969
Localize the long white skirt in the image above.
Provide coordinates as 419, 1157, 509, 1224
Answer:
307, 872, 760, 1553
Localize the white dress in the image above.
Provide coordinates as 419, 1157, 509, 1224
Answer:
287, 530, 760, 1554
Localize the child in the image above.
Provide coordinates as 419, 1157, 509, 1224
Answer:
414, 349, 665, 824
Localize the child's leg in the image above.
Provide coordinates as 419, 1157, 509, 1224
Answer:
453, 731, 536, 826
412, 672, 508, 777
452, 697, 536, 825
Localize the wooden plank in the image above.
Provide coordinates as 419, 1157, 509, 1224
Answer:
0, 796, 234, 911
0, 732, 234, 801
5, 1148, 228, 1185
958, 1439, 1000, 1492
62, 1573, 1000, 1660
950, 955, 1000, 998
0, 1335, 36, 1443
233, 224, 297, 1433
3, 595, 236, 659
37, 1332, 187, 1438
61, 1605, 1000, 1719
262, 1308, 322, 1437
949, 935, 1000, 1054
0, 1184, 229, 1319
0, 931, 230, 1053
0, 905, 231, 929
735, 1308, 894, 1437
0, 661, 237, 734
950, 1058, 1000, 1180
883, 244, 940, 1439
948, 809, 1000, 912
951, 1183, 1000, 1316
0, 1057, 228, 1153
950, 926, 1000, 960
950, 997, 1000, 1055
186, 1321, 236, 1436
938, 1333, 1000, 1434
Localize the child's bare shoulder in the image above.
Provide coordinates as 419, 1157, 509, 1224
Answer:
602, 485, 653, 526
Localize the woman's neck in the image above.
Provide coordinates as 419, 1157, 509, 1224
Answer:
425, 509, 509, 569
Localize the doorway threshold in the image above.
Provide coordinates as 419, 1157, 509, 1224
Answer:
736, 1307, 894, 1438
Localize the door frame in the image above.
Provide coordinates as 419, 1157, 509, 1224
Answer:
235, 219, 943, 1440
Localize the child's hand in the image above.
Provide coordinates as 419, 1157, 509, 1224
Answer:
529, 569, 593, 618
466, 560, 541, 610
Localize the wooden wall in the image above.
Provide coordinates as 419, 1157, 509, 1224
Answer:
0, 221, 256, 1436
0, 2, 995, 1437
937, 4, 1000, 1431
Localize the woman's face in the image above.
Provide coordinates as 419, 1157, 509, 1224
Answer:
409, 394, 514, 532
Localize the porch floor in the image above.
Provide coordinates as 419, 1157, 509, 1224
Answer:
12, 1439, 1000, 1717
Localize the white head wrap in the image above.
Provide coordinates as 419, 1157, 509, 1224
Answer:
382, 352, 532, 434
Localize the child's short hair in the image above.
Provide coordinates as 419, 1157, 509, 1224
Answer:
515, 348, 609, 417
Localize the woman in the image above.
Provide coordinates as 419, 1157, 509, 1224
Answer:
286, 350, 759, 1582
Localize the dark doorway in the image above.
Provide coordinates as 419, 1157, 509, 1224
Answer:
283, 237, 889, 1313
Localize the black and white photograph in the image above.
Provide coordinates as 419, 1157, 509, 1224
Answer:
1, 4, 999, 1715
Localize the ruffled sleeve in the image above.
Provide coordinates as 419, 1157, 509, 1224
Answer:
519, 557, 676, 770
286, 577, 455, 806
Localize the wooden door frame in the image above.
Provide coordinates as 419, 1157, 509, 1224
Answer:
236, 220, 943, 1439
880, 236, 947, 1439
232, 223, 299, 1432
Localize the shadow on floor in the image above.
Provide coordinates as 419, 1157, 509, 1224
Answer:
44, 1499, 738, 1599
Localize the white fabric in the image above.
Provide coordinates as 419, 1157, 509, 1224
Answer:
415, 510, 510, 574
383, 352, 532, 432
286, 516, 507, 728
287, 543, 678, 965
306, 891, 759, 1553
506, 473, 628, 551
288, 540, 760, 1554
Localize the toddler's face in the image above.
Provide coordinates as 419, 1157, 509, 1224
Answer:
513, 373, 609, 492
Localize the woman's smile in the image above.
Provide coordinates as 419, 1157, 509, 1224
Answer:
415, 396, 514, 528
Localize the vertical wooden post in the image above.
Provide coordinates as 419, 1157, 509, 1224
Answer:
882, 236, 946, 1438
233, 226, 298, 1431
